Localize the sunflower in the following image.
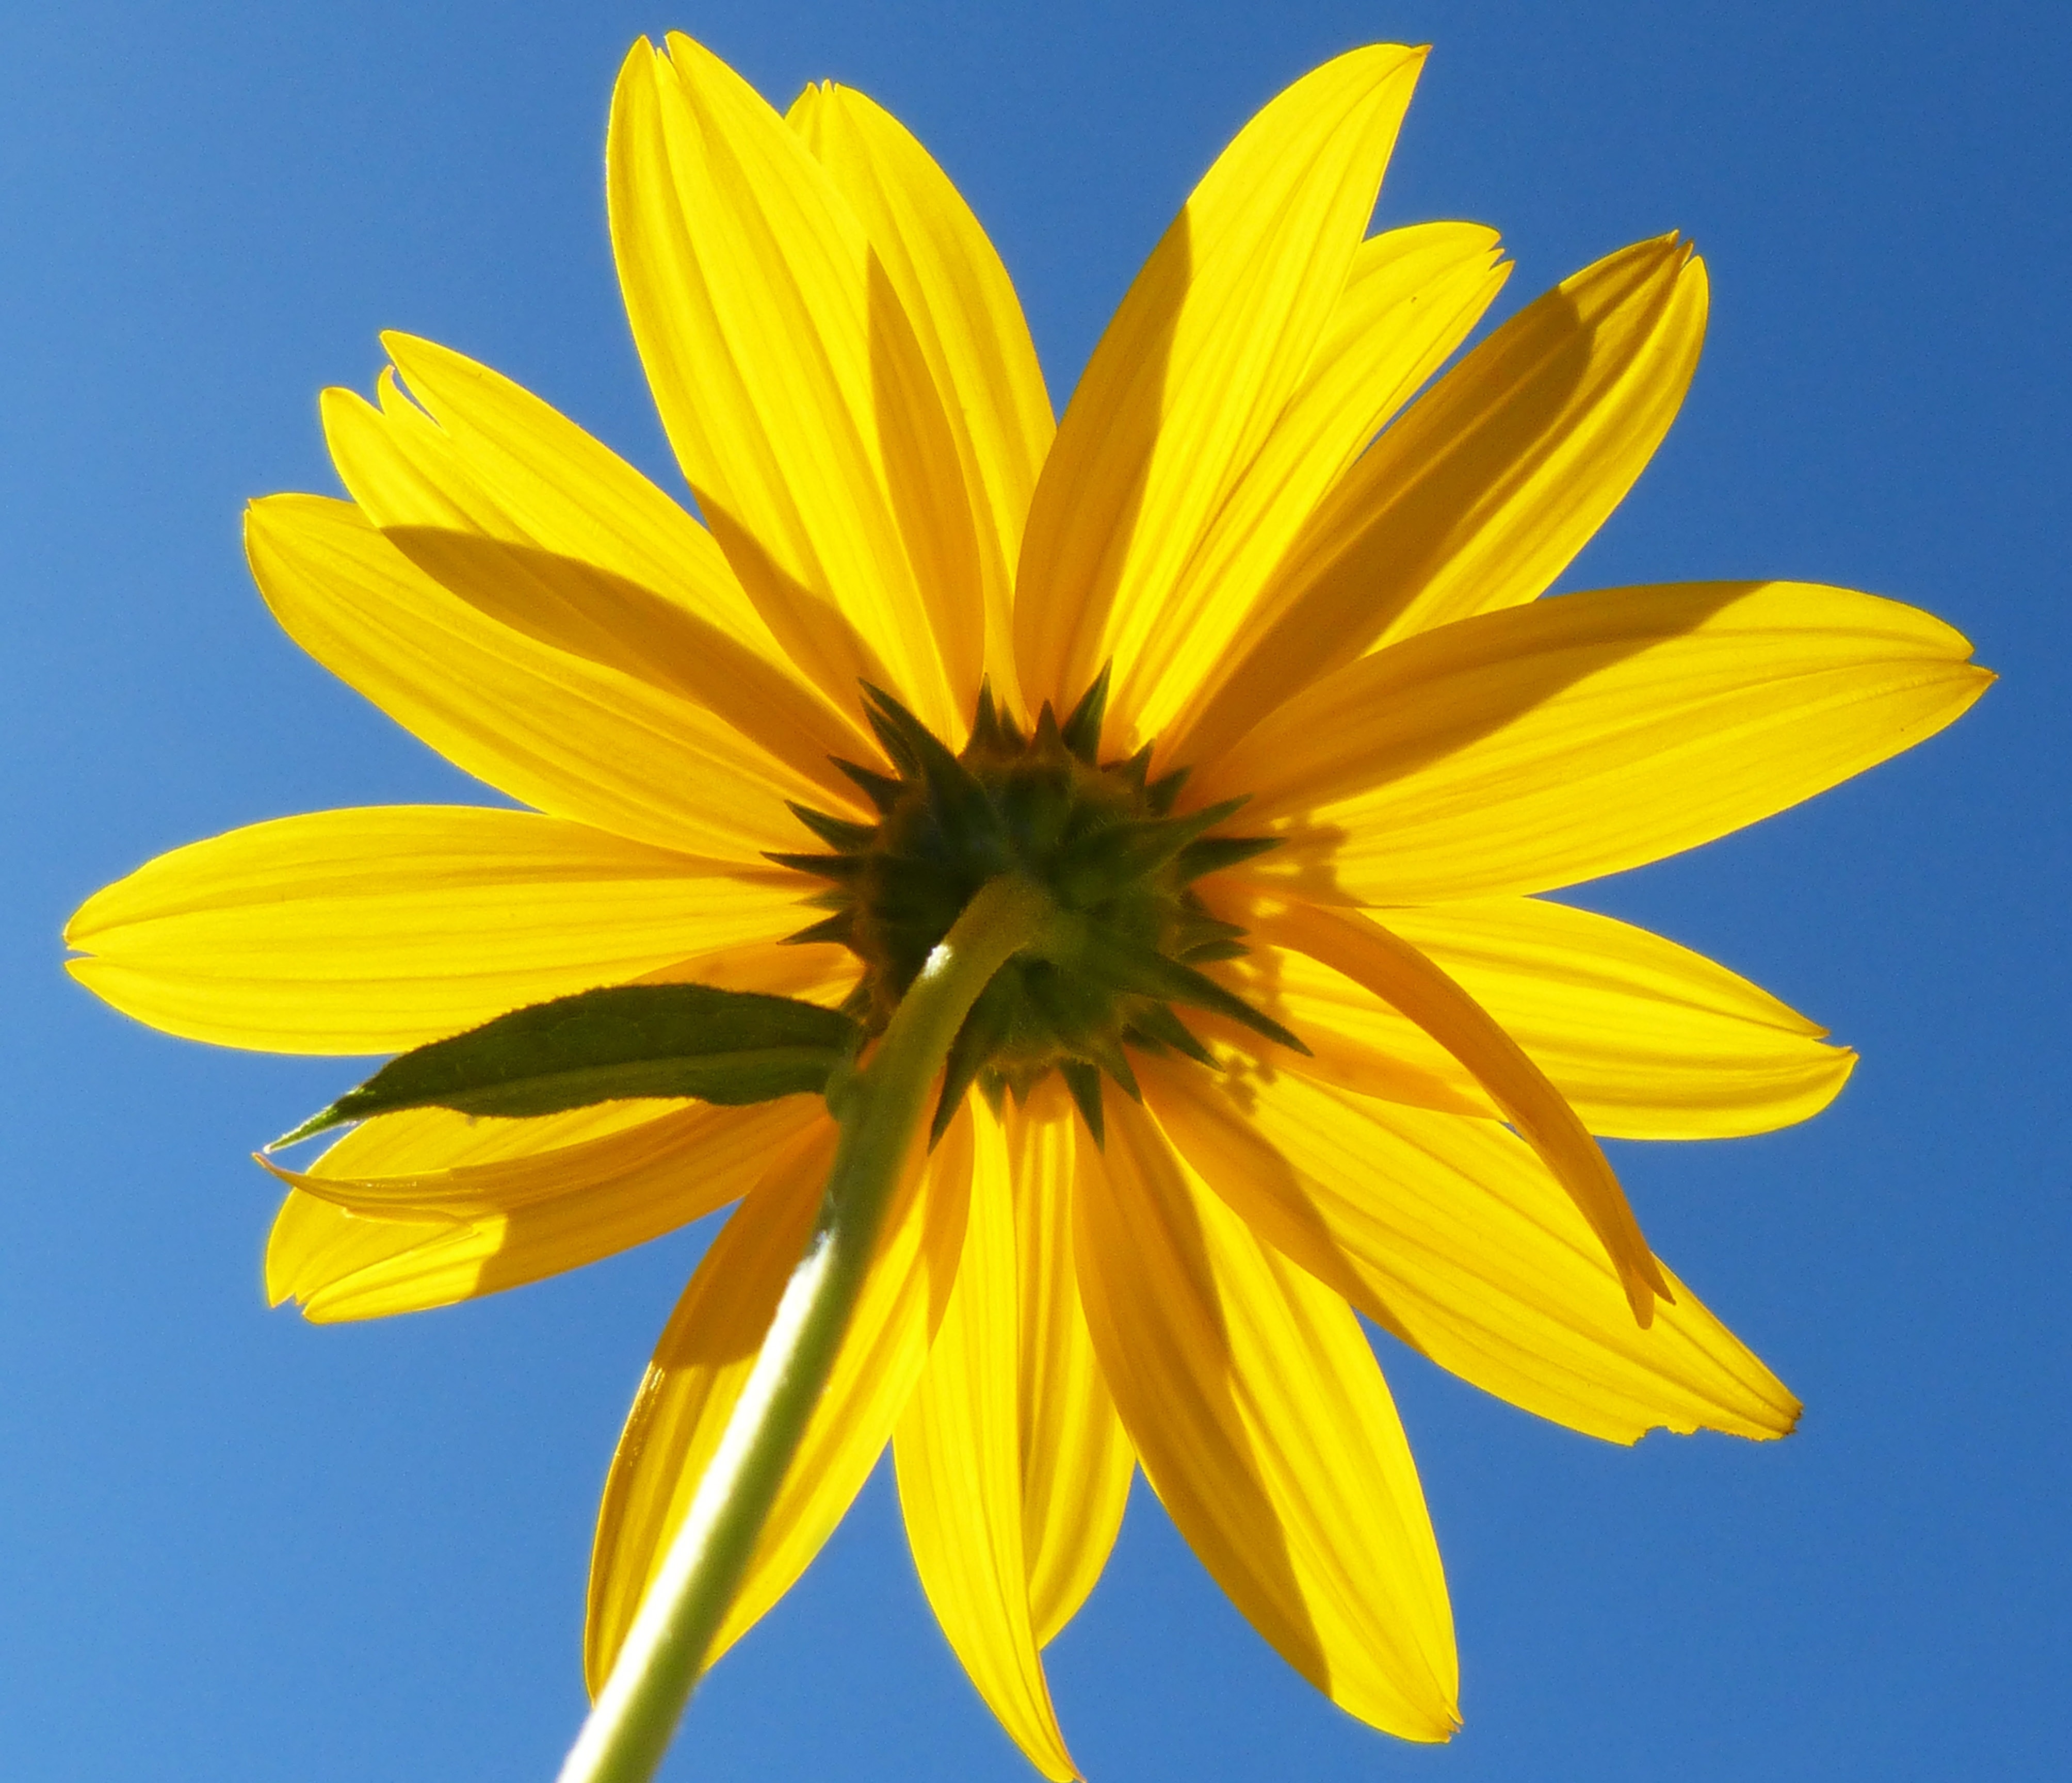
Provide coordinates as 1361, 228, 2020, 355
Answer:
64, 32, 1987, 1777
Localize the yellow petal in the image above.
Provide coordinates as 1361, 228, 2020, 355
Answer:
1255, 902, 1668, 1323
1383, 898, 1855, 1137
1135, 221, 1511, 751
1009, 1079, 1132, 1643
265, 1097, 824, 1321
319, 354, 873, 806
1014, 45, 1427, 726
1213, 895, 1853, 1139
371, 335, 774, 661
312, 1097, 700, 1176
1140, 1057, 1798, 1444
788, 80, 1054, 716
895, 1098, 1078, 1780
1203, 580, 1994, 904
1075, 1098, 1458, 1740
586, 1104, 970, 1689
65, 805, 801, 1052
1174, 235, 1704, 767
607, 36, 969, 734
246, 495, 829, 860
270, 1087, 825, 1221
1192, 943, 1491, 1120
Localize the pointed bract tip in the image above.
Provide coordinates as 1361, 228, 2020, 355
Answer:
1061, 662, 1112, 763
267, 1110, 344, 1152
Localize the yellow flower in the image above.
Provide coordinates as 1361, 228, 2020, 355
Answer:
64, 33, 1987, 1776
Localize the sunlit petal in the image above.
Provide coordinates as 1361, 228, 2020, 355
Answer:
1211, 896, 1853, 1139
1254, 901, 1669, 1323
788, 81, 1054, 715
1203, 580, 1992, 903
607, 36, 972, 734
1015, 45, 1427, 737
1009, 1079, 1132, 1643
1178, 236, 1704, 764
1139, 221, 1510, 752
895, 1098, 1078, 1779
585, 1105, 970, 1689
65, 805, 802, 1052
1142, 1058, 1799, 1444
1076, 1098, 1458, 1740
266, 1098, 823, 1321
320, 350, 873, 803
245, 495, 829, 859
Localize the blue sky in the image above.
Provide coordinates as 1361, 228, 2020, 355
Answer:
3, 2, 2066, 1778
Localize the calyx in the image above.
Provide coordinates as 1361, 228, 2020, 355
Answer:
773, 667, 1305, 1143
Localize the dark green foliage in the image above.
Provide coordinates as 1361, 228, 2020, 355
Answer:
777, 669, 1295, 1146
274, 983, 860, 1147
1059, 661, 1111, 763
1060, 1060, 1106, 1145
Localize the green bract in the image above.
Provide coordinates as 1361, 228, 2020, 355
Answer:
774, 670, 1303, 1142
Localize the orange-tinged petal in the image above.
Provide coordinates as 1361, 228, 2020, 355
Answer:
265, 1098, 823, 1321
1258, 902, 1668, 1323
1014, 45, 1426, 729
895, 1098, 1078, 1780
586, 1105, 970, 1689
1009, 1080, 1132, 1643
607, 36, 969, 734
1141, 1058, 1799, 1444
788, 80, 1054, 716
319, 358, 872, 806
64, 806, 803, 1053
1213, 897, 1854, 1139
1075, 1098, 1458, 1740
1134, 221, 1510, 751
1176, 236, 1704, 767
245, 495, 828, 860
1202, 580, 1993, 904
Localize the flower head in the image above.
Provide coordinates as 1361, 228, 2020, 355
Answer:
65, 32, 1988, 1774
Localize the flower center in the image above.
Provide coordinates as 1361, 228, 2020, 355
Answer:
773, 668, 1303, 1141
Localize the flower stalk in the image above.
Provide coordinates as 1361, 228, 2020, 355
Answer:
555, 872, 1059, 1783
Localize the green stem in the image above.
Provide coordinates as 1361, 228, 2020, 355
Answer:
554, 873, 1058, 1783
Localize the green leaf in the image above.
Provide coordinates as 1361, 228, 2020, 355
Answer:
272, 983, 860, 1147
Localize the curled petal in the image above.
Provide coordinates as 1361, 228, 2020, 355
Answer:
1211, 896, 1854, 1140
266, 1097, 822, 1321
1253, 901, 1669, 1323
1142, 1057, 1799, 1445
